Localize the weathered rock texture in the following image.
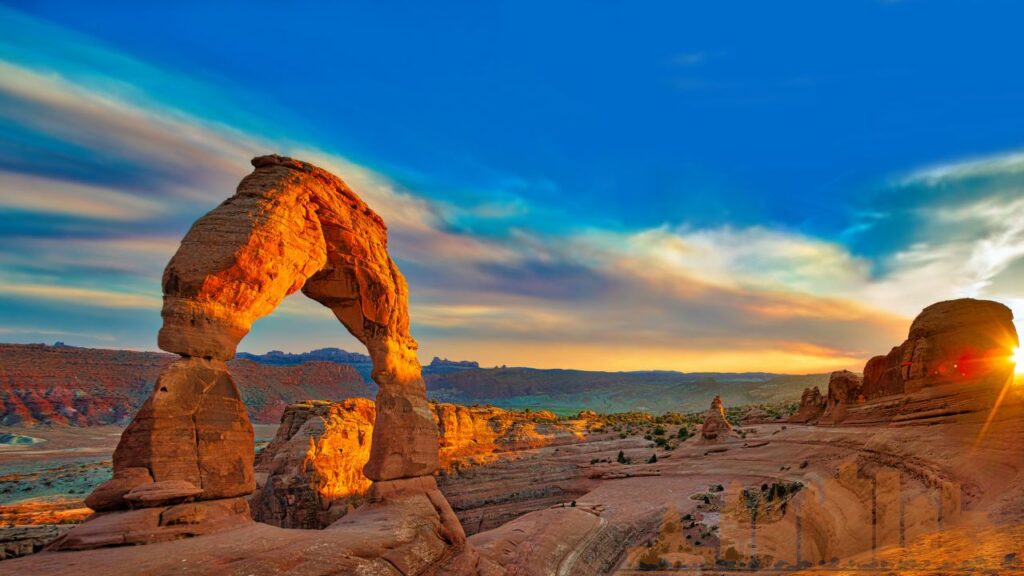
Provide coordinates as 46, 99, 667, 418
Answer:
822, 298, 1018, 426
251, 399, 594, 529
819, 370, 864, 425
700, 396, 734, 441
66, 155, 444, 551
251, 399, 376, 529
788, 386, 826, 424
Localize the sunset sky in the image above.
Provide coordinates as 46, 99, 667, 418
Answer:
3, 1, 1024, 373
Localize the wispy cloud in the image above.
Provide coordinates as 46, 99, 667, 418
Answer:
0, 170, 168, 220
0, 281, 161, 310
900, 149, 1024, 186
3, 5, 1023, 374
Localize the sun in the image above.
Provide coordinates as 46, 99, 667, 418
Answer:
1013, 348, 1024, 374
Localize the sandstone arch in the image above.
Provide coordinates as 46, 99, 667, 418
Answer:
89, 155, 439, 516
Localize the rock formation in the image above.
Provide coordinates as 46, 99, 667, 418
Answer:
819, 370, 864, 425
700, 396, 734, 441
251, 399, 376, 529
56, 155, 450, 551
251, 399, 591, 529
862, 298, 1016, 398
816, 298, 1018, 426
789, 386, 826, 424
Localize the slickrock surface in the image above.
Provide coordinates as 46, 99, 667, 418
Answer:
699, 395, 735, 441
250, 399, 601, 529
0, 343, 369, 426
8, 387, 1024, 574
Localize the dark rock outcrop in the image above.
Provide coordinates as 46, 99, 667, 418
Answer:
820, 370, 864, 425
789, 386, 826, 424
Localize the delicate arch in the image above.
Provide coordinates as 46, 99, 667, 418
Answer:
107, 156, 437, 510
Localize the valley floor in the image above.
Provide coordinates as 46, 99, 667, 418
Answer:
3, 401, 1023, 574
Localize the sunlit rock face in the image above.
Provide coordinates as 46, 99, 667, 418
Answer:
830, 298, 1018, 426
252, 400, 589, 529
66, 155, 442, 550
700, 395, 734, 441
155, 154, 437, 482
886, 298, 1016, 394
252, 399, 375, 529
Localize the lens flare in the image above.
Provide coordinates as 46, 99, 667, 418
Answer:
1013, 348, 1024, 375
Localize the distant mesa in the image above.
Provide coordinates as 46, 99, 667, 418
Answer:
428, 356, 480, 369
236, 347, 372, 366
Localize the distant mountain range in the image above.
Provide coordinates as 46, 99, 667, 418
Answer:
423, 367, 827, 415
1, 344, 370, 426
236, 348, 481, 388
2, 343, 827, 425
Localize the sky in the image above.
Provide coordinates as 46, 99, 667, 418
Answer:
2, 1, 1024, 373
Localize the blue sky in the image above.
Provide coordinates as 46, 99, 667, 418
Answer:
2, 1, 1024, 372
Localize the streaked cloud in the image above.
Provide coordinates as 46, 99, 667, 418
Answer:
0, 281, 161, 310
2, 5, 1023, 376
0, 171, 167, 220
900, 149, 1024, 186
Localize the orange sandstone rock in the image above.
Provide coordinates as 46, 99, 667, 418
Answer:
700, 396, 734, 441
824, 298, 1018, 426
251, 399, 376, 528
75, 155, 445, 549
252, 400, 587, 529
820, 370, 864, 426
